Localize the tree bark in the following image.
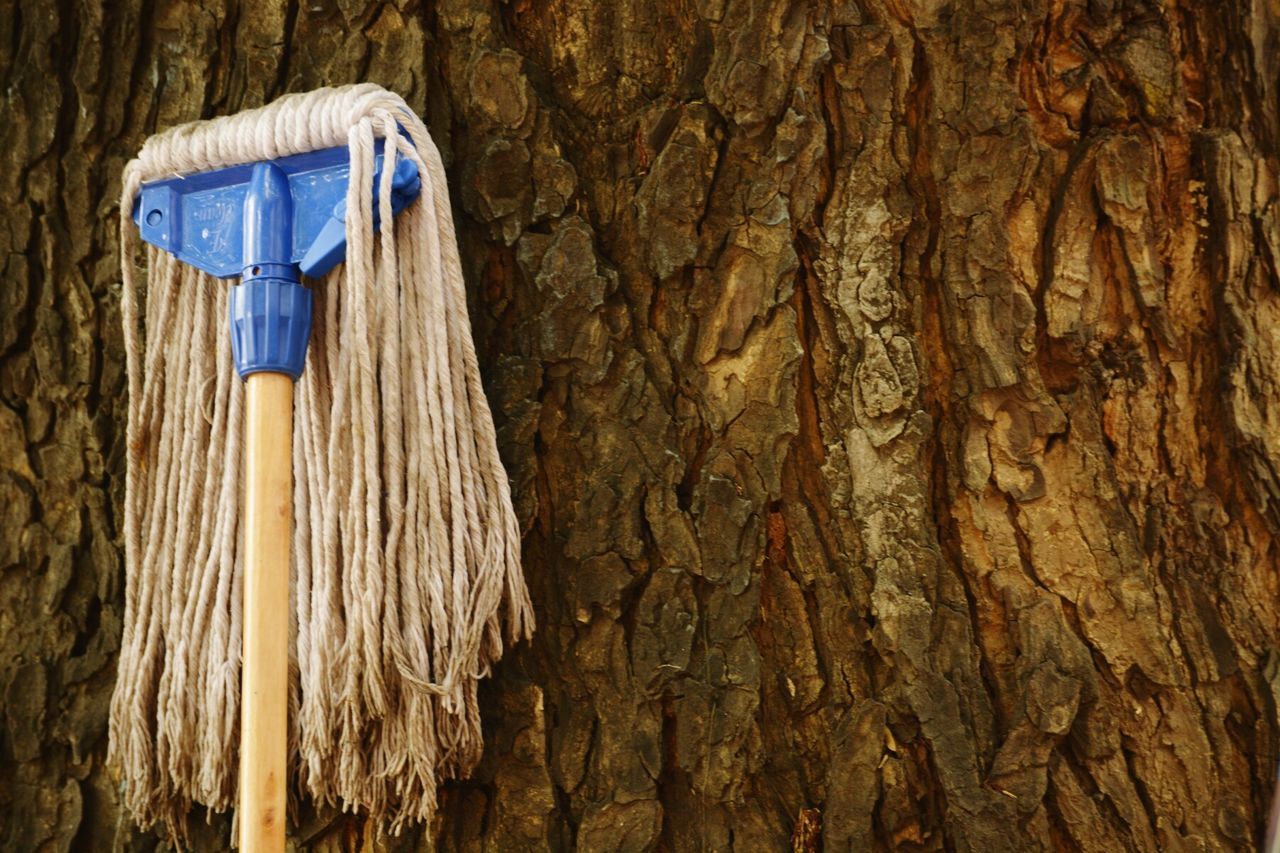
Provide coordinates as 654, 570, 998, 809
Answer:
3, 0, 1279, 850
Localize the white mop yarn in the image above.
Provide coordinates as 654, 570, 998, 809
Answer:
110, 84, 533, 840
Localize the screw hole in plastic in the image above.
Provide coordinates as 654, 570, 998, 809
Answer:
146, 209, 163, 226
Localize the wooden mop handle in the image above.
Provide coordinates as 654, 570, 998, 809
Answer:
240, 371, 293, 852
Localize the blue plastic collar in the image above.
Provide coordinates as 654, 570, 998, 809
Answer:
229, 279, 313, 380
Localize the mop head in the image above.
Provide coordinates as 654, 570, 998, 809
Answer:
110, 84, 533, 838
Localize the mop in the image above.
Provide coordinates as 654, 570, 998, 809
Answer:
109, 84, 533, 848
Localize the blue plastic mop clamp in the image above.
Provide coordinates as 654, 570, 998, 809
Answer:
132, 137, 421, 379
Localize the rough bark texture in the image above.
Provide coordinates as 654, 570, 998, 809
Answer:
3, 0, 1279, 850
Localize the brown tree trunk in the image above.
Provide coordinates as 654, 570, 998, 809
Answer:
3, 0, 1279, 850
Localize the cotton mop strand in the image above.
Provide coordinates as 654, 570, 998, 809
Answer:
109, 84, 533, 841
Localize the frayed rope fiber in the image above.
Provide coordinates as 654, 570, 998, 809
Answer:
109, 84, 534, 840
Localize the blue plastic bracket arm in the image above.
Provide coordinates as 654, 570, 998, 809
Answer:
131, 138, 421, 379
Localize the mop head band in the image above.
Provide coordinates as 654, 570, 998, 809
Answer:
110, 84, 533, 840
